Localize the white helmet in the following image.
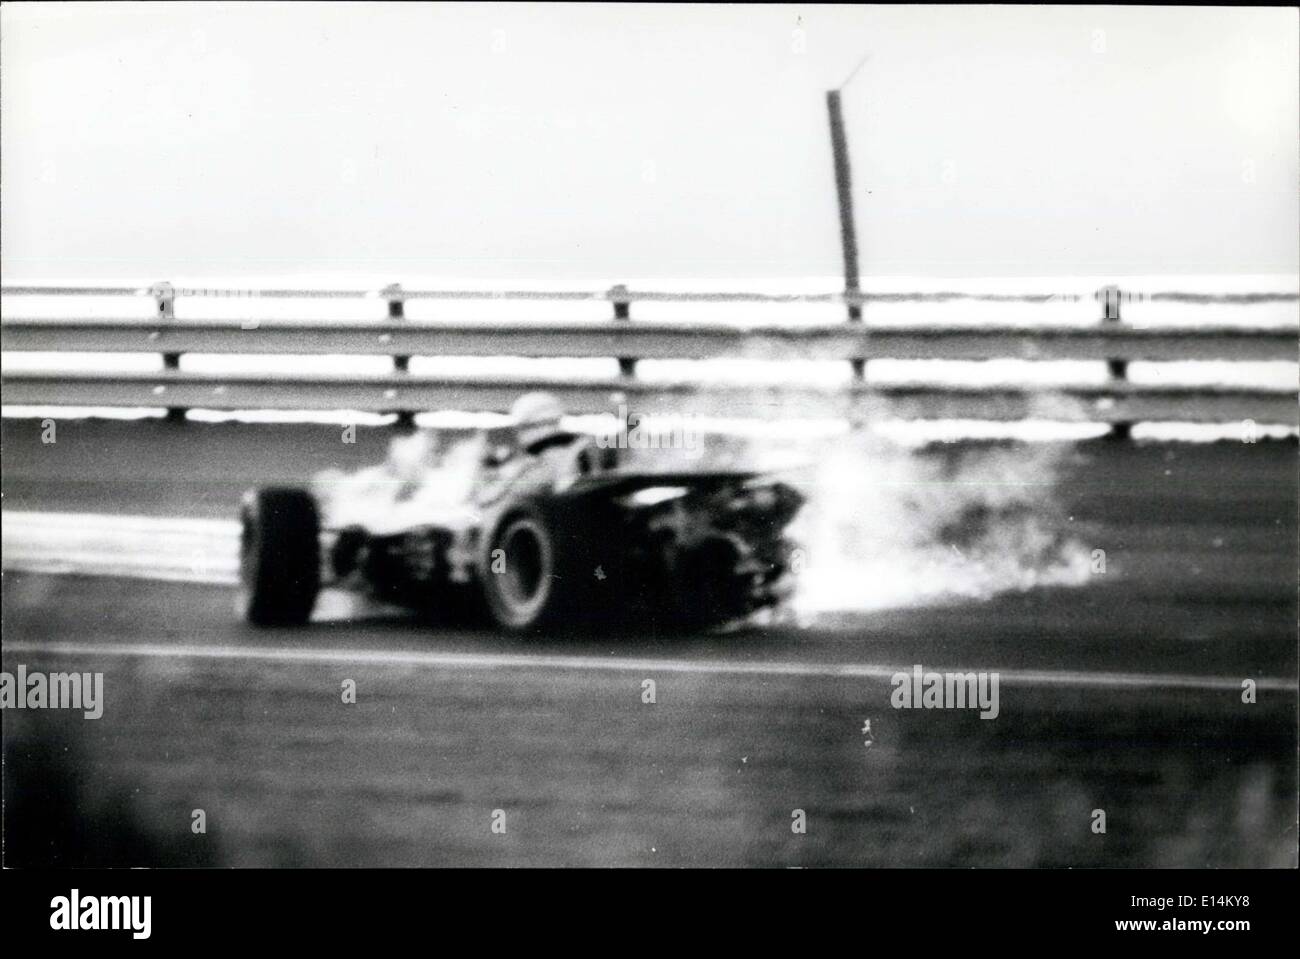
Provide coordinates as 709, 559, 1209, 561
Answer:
510, 391, 565, 448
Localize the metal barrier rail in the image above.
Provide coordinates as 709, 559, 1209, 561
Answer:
4, 284, 1296, 304
1, 318, 1294, 362
2, 282, 1296, 428
2, 369, 1293, 424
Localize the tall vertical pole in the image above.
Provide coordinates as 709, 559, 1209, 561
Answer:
826, 90, 865, 381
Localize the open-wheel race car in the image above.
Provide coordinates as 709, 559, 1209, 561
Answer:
237, 397, 805, 634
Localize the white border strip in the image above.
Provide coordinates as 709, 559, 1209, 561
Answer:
2, 641, 1294, 693
2, 510, 239, 584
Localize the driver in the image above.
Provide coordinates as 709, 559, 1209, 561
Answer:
473, 391, 586, 504
510, 390, 580, 456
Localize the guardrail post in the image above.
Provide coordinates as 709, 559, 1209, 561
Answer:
611, 284, 636, 378
383, 283, 415, 431
1099, 284, 1131, 440
151, 281, 186, 423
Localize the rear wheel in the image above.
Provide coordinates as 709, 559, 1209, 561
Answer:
481, 501, 589, 633
239, 487, 320, 626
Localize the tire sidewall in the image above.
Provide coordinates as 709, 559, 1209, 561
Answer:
481, 501, 564, 631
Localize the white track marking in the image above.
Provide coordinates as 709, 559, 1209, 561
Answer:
2, 641, 1294, 692
2, 510, 238, 584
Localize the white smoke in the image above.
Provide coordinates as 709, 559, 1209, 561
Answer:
784, 432, 1094, 617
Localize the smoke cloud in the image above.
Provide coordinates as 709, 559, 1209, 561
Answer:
785, 433, 1093, 617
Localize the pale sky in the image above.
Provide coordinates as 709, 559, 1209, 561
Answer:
2, 2, 1296, 281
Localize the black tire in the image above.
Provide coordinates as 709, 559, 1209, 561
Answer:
239, 487, 320, 626
481, 500, 589, 633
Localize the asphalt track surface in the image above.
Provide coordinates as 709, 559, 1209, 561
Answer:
1, 419, 1296, 866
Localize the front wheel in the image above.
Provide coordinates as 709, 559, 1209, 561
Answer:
239, 487, 320, 626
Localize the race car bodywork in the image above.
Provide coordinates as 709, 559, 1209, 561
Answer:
238, 427, 804, 633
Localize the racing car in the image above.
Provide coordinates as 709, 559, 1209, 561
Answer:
237, 403, 805, 634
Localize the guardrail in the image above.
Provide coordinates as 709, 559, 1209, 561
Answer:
2, 283, 1296, 430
